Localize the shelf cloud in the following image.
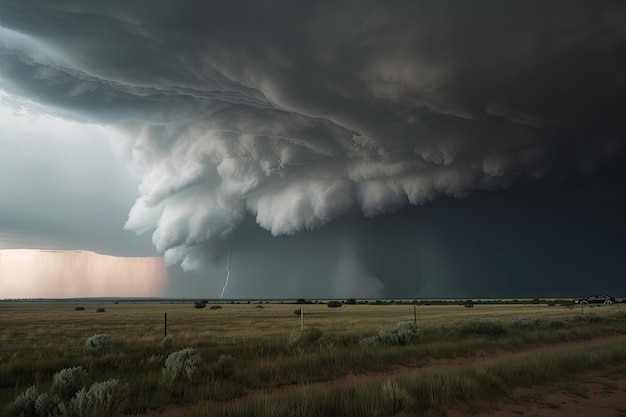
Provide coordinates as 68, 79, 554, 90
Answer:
1, 1, 625, 297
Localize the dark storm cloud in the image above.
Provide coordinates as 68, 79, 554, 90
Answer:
1, 1, 625, 296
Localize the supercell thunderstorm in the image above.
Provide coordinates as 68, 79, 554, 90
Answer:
1, 1, 625, 297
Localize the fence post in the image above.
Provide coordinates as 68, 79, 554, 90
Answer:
413, 305, 417, 328
164, 312, 167, 338
300, 309, 304, 331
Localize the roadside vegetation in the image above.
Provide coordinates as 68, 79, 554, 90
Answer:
1, 299, 624, 416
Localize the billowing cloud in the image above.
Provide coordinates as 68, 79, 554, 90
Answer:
1, 1, 625, 297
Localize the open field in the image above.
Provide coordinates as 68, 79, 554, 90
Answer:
1, 300, 625, 416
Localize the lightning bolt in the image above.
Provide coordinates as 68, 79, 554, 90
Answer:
220, 251, 230, 298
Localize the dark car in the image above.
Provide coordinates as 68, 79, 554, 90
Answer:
573, 295, 617, 305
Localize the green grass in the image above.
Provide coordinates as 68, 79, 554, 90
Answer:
1, 300, 625, 415
199, 337, 626, 417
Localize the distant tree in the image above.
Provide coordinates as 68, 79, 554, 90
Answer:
345, 298, 356, 305
327, 301, 342, 308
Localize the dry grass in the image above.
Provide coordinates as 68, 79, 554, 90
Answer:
1, 299, 624, 415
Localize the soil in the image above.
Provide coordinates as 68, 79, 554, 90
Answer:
133, 335, 626, 417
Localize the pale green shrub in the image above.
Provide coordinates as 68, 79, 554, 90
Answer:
360, 322, 419, 347
70, 379, 129, 417
162, 348, 201, 385
378, 322, 419, 346
51, 366, 87, 401
9, 386, 38, 417
84, 334, 112, 356
34, 392, 61, 417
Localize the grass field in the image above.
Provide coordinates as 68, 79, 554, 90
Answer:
1, 299, 625, 416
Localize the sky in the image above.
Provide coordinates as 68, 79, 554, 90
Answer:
1, 1, 625, 299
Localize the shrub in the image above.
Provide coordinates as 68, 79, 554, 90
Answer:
162, 348, 201, 385
96, 308, 106, 313
214, 354, 235, 379
377, 322, 419, 346
194, 301, 206, 309
34, 392, 61, 417
327, 300, 342, 308
85, 334, 113, 356
75, 306, 85, 311
360, 322, 419, 347
52, 366, 87, 401
294, 308, 303, 315
70, 379, 129, 417
8, 386, 38, 417
210, 305, 222, 310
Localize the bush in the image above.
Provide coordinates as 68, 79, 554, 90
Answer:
8, 386, 38, 417
162, 348, 201, 385
360, 322, 419, 347
85, 334, 113, 356
70, 379, 129, 417
52, 366, 87, 401
210, 305, 222, 310
214, 354, 235, 379
96, 308, 105, 313
327, 301, 342, 308
35, 392, 61, 417
377, 322, 419, 346
75, 306, 85, 311
294, 308, 303, 315
194, 301, 206, 309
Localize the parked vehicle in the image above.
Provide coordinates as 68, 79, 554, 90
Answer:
573, 295, 618, 305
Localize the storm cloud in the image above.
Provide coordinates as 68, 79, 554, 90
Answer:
1, 1, 625, 297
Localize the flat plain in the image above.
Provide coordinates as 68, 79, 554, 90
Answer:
1, 300, 625, 416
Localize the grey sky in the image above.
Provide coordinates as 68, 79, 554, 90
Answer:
1, 1, 625, 298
